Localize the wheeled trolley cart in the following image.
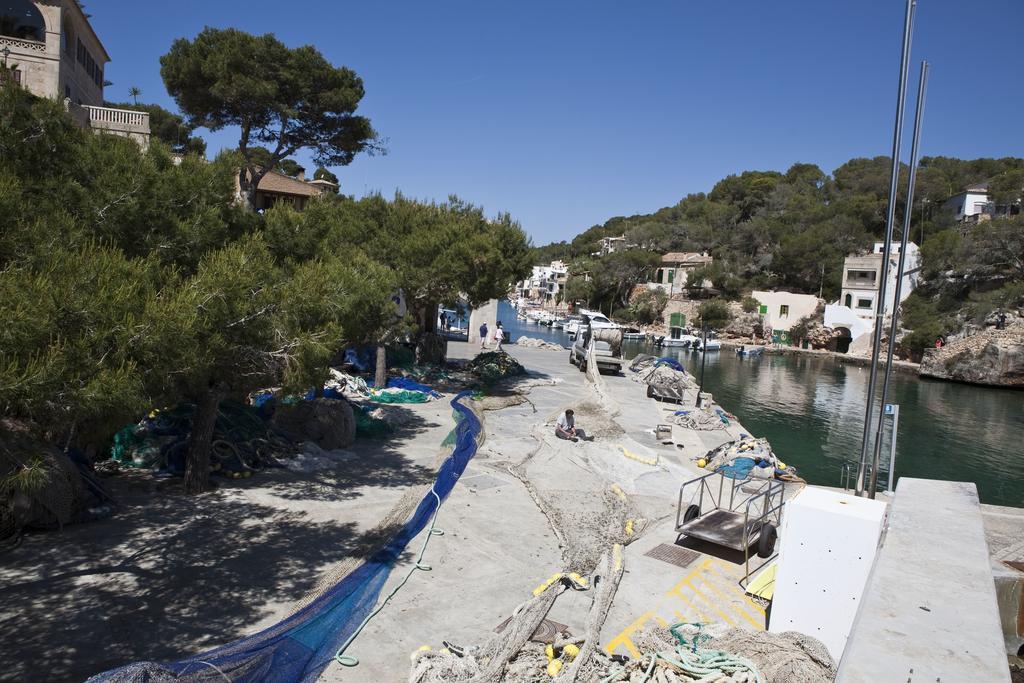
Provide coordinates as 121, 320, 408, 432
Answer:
675, 471, 785, 585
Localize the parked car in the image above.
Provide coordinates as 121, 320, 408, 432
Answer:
569, 314, 624, 374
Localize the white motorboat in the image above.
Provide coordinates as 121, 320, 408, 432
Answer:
694, 339, 722, 352
662, 335, 699, 348
621, 327, 646, 340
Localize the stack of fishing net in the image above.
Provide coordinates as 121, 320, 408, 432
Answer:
671, 407, 730, 431
468, 351, 527, 385
1, 431, 110, 546
581, 623, 835, 683
109, 401, 293, 478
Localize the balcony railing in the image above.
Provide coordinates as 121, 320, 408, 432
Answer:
82, 105, 149, 130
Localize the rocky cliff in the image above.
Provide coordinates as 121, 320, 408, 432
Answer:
919, 324, 1024, 387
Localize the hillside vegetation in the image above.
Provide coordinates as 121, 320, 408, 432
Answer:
535, 157, 1024, 354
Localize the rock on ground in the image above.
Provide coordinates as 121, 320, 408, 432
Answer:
919, 325, 1024, 387
273, 398, 356, 449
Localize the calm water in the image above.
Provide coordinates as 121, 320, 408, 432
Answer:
502, 301, 1024, 507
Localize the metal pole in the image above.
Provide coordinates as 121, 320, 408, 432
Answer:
869, 60, 929, 494
696, 324, 708, 407
855, 0, 916, 498
887, 404, 900, 494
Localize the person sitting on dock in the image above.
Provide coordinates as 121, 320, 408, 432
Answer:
555, 409, 588, 442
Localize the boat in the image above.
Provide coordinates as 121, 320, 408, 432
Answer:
693, 339, 722, 352
621, 327, 646, 340
736, 346, 765, 357
551, 318, 568, 329
661, 326, 699, 348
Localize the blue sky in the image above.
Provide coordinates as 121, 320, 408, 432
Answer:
91, 0, 1023, 244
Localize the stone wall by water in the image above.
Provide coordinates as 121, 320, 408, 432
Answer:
920, 325, 1024, 387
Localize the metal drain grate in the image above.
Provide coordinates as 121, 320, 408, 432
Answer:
493, 617, 569, 644
644, 543, 700, 569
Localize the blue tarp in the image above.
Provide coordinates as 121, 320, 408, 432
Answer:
655, 357, 685, 372
90, 391, 481, 683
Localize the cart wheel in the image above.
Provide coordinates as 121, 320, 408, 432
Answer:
569, 351, 576, 366
646, 384, 655, 398
683, 504, 700, 524
757, 523, 777, 558
579, 359, 587, 373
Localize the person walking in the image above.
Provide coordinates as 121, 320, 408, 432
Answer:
492, 321, 504, 351
479, 321, 489, 349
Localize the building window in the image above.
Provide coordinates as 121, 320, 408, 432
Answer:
63, 17, 74, 56
0, 0, 46, 42
656, 268, 663, 283
857, 298, 873, 309
847, 269, 877, 283
844, 293, 852, 307
0, 67, 21, 85
780, 305, 790, 317
667, 269, 674, 284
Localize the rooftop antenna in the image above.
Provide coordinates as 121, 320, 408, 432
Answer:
855, 0, 916, 498
868, 60, 930, 495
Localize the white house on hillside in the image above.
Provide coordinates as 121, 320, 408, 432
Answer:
824, 242, 921, 350
752, 291, 820, 344
944, 185, 992, 223
516, 261, 568, 305
647, 252, 713, 294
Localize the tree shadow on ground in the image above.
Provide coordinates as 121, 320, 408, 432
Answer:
0, 403, 455, 682
264, 407, 442, 503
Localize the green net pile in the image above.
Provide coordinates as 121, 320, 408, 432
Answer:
467, 351, 526, 385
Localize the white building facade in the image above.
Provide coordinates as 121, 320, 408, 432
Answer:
824, 242, 921, 347
516, 260, 568, 305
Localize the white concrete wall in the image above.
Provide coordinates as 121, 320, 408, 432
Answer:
468, 299, 498, 345
752, 291, 820, 332
824, 304, 873, 341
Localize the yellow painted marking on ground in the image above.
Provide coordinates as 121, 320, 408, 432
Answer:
609, 483, 627, 501
613, 543, 623, 572
604, 551, 774, 654
604, 609, 654, 658
681, 578, 738, 627
705, 560, 767, 627
698, 570, 763, 630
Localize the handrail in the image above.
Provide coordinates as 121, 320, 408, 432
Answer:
82, 105, 150, 128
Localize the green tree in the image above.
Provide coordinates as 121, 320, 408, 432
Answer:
696, 298, 732, 331
128, 86, 142, 105
629, 289, 668, 325
105, 101, 207, 155
161, 28, 378, 209
314, 166, 339, 185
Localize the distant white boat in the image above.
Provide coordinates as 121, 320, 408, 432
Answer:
621, 327, 645, 340
695, 339, 722, 352
662, 333, 699, 348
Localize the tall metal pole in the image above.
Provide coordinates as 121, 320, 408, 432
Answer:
869, 60, 929, 494
855, 0, 916, 497
696, 324, 708, 407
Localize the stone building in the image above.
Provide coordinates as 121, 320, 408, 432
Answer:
237, 168, 339, 212
1, 0, 150, 147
